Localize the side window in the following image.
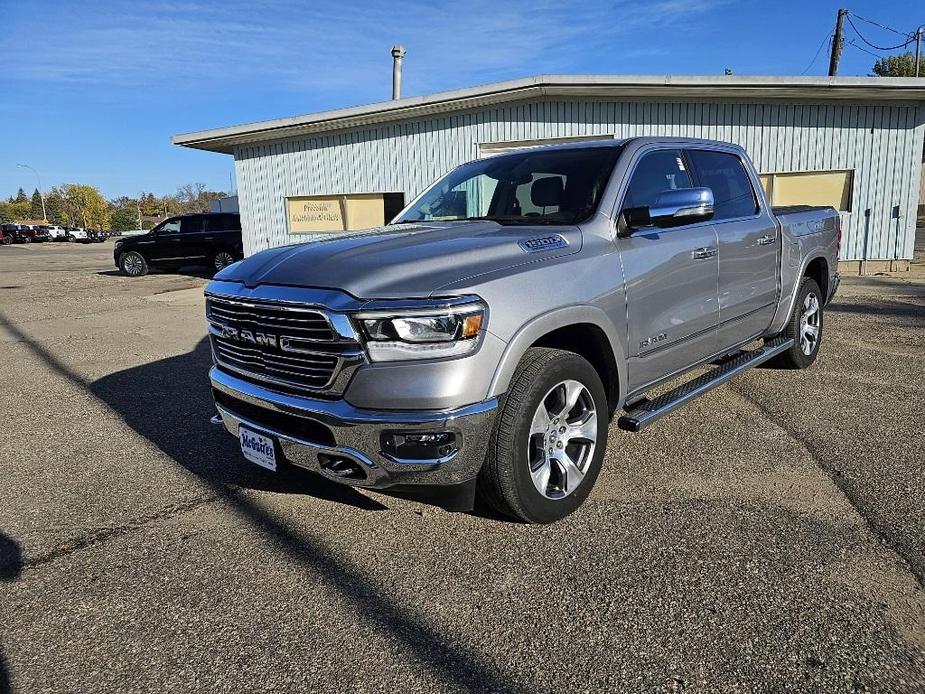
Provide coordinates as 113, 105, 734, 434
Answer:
688, 150, 758, 221
156, 218, 181, 235
203, 215, 227, 232
180, 216, 202, 234
623, 149, 693, 210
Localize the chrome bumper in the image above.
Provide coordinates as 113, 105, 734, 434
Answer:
209, 366, 498, 488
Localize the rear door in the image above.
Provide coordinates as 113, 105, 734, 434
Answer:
687, 149, 778, 343
203, 214, 242, 255
177, 214, 207, 259
616, 148, 720, 392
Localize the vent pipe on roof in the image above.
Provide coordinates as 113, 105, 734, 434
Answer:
391, 45, 406, 100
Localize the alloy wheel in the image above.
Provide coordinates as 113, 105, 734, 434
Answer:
799, 291, 821, 356
122, 253, 144, 276
214, 251, 235, 270
527, 379, 598, 500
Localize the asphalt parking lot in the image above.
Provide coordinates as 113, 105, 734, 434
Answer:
1, 240, 924, 693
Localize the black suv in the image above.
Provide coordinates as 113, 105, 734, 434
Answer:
113, 212, 243, 277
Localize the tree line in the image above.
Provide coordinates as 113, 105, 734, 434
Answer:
0, 183, 229, 231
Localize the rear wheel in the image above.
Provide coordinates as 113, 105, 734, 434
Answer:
1, 235, 10, 245
211, 249, 237, 272
768, 277, 823, 369
478, 347, 608, 523
119, 251, 149, 277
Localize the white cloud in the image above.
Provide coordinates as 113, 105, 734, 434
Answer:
4, 0, 727, 98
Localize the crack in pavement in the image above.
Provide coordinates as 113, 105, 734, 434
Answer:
729, 383, 925, 590
16, 492, 227, 573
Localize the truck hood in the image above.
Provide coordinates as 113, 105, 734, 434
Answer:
218, 222, 581, 299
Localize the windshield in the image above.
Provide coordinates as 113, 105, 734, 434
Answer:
394, 145, 623, 226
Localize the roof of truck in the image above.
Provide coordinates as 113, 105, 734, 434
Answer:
173, 74, 925, 154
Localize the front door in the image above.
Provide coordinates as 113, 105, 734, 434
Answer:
687, 149, 778, 343
137, 217, 182, 262
616, 149, 720, 392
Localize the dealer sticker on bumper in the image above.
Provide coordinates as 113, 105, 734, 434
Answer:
239, 427, 277, 472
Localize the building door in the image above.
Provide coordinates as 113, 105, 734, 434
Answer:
687, 149, 777, 342
617, 148, 720, 391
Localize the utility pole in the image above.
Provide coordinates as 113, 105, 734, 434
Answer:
17, 163, 46, 221
828, 8, 847, 76
916, 25, 924, 78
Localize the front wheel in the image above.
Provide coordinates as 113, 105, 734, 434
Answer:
768, 276, 823, 369
477, 347, 608, 523
1, 235, 11, 245
119, 251, 149, 277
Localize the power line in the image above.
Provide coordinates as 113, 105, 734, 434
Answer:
845, 13, 913, 51
801, 32, 833, 75
845, 39, 885, 59
849, 12, 911, 38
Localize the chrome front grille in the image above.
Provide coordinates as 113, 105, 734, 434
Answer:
207, 297, 335, 341
206, 295, 361, 393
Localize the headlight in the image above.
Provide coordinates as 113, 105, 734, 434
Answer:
354, 302, 485, 362
114, 241, 123, 250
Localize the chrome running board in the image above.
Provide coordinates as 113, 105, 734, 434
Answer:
617, 337, 794, 433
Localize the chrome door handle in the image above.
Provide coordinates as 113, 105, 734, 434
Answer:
757, 234, 776, 246
692, 247, 717, 259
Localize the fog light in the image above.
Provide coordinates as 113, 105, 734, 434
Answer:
381, 431, 458, 461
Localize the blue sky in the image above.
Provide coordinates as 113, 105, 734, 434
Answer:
0, 0, 921, 199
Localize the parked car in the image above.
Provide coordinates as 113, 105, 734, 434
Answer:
67, 228, 89, 243
42, 225, 67, 240
31, 226, 51, 242
114, 212, 242, 276
0, 223, 36, 243
0, 226, 7, 245
203, 137, 841, 523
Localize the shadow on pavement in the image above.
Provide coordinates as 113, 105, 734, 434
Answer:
97, 265, 215, 280
827, 300, 924, 319
0, 532, 23, 694
0, 310, 532, 694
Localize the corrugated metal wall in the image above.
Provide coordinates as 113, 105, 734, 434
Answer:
233, 98, 925, 261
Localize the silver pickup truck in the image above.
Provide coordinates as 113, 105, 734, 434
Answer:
205, 137, 840, 523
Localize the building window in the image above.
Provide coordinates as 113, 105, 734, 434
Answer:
758, 170, 854, 212
286, 192, 405, 234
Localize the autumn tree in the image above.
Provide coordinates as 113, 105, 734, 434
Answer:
60, 184, 111, 229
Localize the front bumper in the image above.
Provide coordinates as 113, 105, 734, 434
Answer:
209, 366, 498, 488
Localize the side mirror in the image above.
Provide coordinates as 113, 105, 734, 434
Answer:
620, 187, 714, 234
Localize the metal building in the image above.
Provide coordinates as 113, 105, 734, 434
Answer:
173, 75, 925, 272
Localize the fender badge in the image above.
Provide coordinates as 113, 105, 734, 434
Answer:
518, 235, 569, 253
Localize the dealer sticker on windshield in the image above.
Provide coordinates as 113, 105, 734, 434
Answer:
239, 427, 277, 472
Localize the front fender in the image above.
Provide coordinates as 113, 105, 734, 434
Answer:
487, 305, 627, 406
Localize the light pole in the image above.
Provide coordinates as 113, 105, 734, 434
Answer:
17, 164, 46, 221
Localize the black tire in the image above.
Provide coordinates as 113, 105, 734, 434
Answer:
768, 277, 823, 369
119, 251, 149, 277
1, 235, 11, 245
477, 347, 608, 524
211, 249, 237, 273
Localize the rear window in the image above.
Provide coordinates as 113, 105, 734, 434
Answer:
688, 150, 758, 221
205, 214, 241, 232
